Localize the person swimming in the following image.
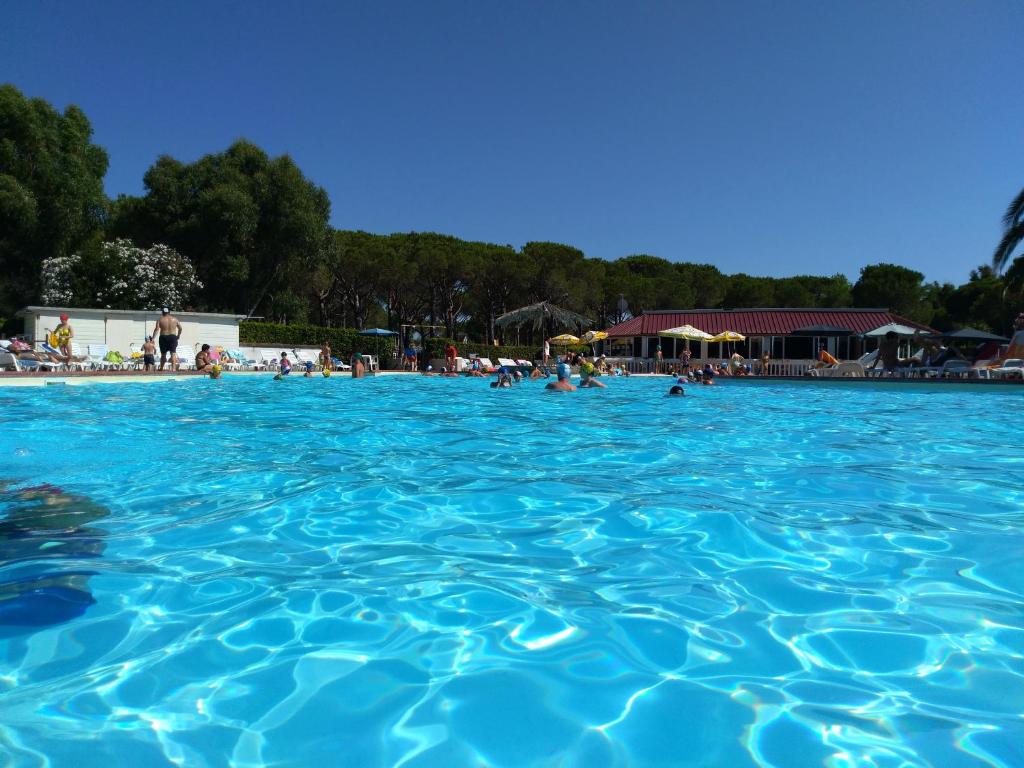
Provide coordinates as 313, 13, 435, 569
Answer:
578, 360, 606, 388
545, 362, 577, 391
668, 385, 685, 396
491, 368, 514, 388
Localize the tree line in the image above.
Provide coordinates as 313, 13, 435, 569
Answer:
2, 83, 1023, 342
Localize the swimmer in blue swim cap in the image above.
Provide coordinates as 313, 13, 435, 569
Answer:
546, 361, 577, 391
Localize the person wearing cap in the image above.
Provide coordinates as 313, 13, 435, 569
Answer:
152, 308, 183, 371
53, 313, 74, 363
545, 361, 577, 392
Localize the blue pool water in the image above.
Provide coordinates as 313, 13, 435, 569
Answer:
1, 375, 1022, 767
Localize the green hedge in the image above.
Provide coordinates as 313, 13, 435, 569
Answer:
422, 337, 590, 362
239, 322, 364, 357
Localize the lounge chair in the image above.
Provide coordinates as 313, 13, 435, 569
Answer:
0, 349, 49, 372
228, 349, 260, 370
477, 357, 495, 372
292, 348, 321, 371
993, 359, 1024, 379
86, 344, 128, 370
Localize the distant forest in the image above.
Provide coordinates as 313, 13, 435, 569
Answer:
2, 83, 1022, 342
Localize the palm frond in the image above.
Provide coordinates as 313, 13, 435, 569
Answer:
992, 221, 1024, 273
494, 301, 592, 332
1002, 185, 1024, 229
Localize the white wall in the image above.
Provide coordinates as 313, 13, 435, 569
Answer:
23, 309, 240, 356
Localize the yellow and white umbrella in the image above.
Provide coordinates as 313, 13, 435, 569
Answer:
548, 334, 581, 346
581, 330, 608, 343
662, 325, 714, 341
708, 331, 745, 342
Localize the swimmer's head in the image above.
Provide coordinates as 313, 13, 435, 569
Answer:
557, 362, 571, 380
669, 385, 684, 396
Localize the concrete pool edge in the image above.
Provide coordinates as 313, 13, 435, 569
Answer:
1, 369, 1021, 389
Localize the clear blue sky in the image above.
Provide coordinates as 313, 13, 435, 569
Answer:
3, 0, 1021, 284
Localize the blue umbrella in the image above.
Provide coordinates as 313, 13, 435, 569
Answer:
357, 328, 398, 366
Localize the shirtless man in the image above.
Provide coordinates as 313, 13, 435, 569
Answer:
545, 362, 577, 392
152, 308, 183, 371
352, 353, 366, 378
320, 342, 333, 371
870, 331, 906, 374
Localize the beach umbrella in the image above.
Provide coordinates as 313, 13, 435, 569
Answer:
548, 334, 581, 346
942, 327, 1009, 343
357, 327, 398, 364
661, 325, 713, 341
791, 325, 853, 337
864, 323, 919, 337
708, 330, 745, 359
581, 330, 608, 343
661, 324, 713, 355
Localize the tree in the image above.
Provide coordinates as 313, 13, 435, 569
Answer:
40, 238, 201, 310
992, 185, 1024, 273
0, 84, 109, 314
110, 140, 330, 317
724, 274, 775, 308
852, 263, 932, 322
674, 263, 727, 308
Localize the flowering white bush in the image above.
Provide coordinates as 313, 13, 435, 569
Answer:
40, 239, 202, 310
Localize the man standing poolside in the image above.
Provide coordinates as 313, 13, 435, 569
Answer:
153, 308, 183, 371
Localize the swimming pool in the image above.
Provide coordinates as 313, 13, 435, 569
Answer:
1, 376, 1022, 767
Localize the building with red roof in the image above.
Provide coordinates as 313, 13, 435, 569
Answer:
604, 307, 935, 361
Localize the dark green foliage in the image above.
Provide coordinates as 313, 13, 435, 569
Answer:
423, 337, 544, 363
110, 140, 330, 318
239, 321, 359, 356
852, 263, 934, 324
0, 84, 109, 314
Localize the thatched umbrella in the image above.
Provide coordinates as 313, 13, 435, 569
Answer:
495, 302, 592, 337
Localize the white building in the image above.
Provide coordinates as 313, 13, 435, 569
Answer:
16, 306, 246, 356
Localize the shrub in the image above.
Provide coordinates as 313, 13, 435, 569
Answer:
240, 322, 362, 357
422, 337, 583, 362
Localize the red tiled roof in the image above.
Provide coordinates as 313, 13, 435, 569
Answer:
606, 309, 935, 337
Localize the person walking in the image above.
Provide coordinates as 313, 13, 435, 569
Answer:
53, 313, 74, 364
153, 308, 183, 371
